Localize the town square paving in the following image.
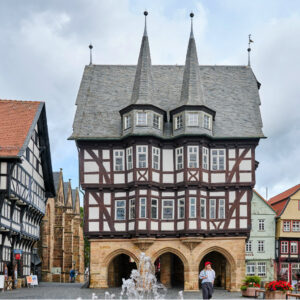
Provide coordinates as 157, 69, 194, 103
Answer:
0, 282, 247, 299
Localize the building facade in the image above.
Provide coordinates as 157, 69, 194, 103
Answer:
70, 14, 264, 291
39, 169, 84, 282
0, 100, 55, 279
245, 190, 276, 282
269, 184, 300, 287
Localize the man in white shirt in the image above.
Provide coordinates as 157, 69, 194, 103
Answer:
199, 261, 215, 299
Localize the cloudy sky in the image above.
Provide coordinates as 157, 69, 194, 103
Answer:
0, 0, 299, 203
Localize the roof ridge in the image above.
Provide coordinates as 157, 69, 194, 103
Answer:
268, 183, 300, 204
0, 99, 44, 104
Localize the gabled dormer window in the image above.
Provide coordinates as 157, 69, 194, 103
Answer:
153, 114, 161, 129
203, 114, 211, 130
175, 114, 183, 130
187, 112, 199, 126
124, 115, 131, 129
136, 112, 147, 126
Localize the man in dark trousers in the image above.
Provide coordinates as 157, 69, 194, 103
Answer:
199, 261, 215, 299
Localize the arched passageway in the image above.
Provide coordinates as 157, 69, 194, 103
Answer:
107, 254, 137, 287
154, 252, 184, 288
199, 251, 230, 290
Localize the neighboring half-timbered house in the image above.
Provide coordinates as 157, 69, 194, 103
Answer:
0, 100, 55, 280
70, 13, 265, 291
269, 184, 300, 287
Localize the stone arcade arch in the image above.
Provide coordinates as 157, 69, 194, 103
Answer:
197, 246, 236, 291
106, 249, 139, 288
152, 247, 188, 288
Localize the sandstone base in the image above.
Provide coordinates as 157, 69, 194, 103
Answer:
89, 237, 245, 291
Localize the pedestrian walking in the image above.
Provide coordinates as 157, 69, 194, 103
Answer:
199, 261, 215, 300
69, 269, 75, 283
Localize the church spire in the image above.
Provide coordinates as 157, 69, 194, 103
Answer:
131, 11, 154, 105
180, 13, 205, 106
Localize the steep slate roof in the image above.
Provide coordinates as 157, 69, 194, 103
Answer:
63, 182, 69, 204
53, 172, 60, 192
131, 17, 154, 105
71, 64, 264, 140
72, 189, 76, 209
180, 19, 205, 106
0, 100, 41, 157
268, 184, 300, 216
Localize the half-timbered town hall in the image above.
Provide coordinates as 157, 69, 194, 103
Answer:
70, 13, 264, 291
0, 100, 55, 280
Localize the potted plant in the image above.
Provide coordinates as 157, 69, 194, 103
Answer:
241, 276, 261, 297
265, 280, 293, 299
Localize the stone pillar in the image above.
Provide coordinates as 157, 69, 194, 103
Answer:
184, 264, 199, 291
160, 253, 172, 288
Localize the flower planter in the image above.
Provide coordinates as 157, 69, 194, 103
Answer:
265, 290, 286, 299
242, 287, 261, 297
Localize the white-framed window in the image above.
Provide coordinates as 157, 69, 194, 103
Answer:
153, 114, 161, 129
281, 241, 289, 254
126, 147, 133, 170
290, 241, 298, 254
187, 112, 199, 126
136, 112, 147, 126
258, 219, 265, 231
246, 263, 256, 276
175, 114, 183, 130
129, 199, 135, 219
12, 209, 20, 223
162, 200, 174, 219
190, 197, 196, 218
178, 198, 185, 219
137, 146, 148, 168
176, 147, 184, 170
203, 114, 211, 129
124, 115, 131, 129
202, 147, 209, 170
200, 198, 206, 218
188, 146, 199, 168
114, 150, 124, 171
292, 221, 300, 232
280, 263, 290, 282
139, 198, 147, 218
292, 263, 300, 282
209, 199, 216, 219
246, 240, 252, 252
257, 262, 266, 277
211, 149, 225, 171
219, 199, 225, 219
115, 200, 126, 220
258, 240, 265, 252
1, 200, 10, 219
283, 221, 290, 232
152, 147, 160, 170
151, 198, 158, 219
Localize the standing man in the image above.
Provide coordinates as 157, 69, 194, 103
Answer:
199, 261, 215, 299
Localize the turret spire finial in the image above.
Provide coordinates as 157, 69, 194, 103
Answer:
89, 43, 93, 65
190, 12, 194, 38
247, 34, 254, 67
144, 11, 148, 36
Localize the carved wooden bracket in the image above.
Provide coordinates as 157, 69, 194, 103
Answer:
180, 237, 203, 251
132, 238, 155, 251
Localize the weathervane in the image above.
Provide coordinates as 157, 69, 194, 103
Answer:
247, 34, 254, 67
89, 43, 93, 65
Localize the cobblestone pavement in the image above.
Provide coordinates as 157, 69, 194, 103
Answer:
0, 282, 245, 299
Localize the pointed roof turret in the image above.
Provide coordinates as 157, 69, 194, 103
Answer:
131, 11, 154, 105
180, 13, 205, 106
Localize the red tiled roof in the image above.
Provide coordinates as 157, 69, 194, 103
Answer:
0, 100, 41, 158
268, 184, 300, 204
268, 184, 300, 216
